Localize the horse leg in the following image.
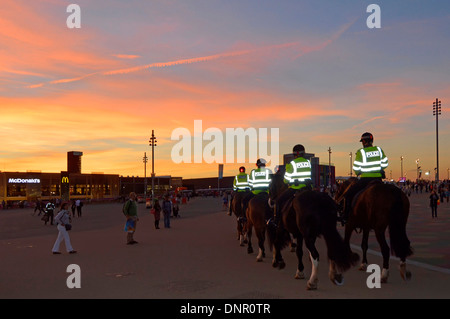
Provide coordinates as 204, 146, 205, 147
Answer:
294, 235, 305, 279
375, 229, 390, 283
247, 222, 254, 254
359, 229, 370, 271
256, 228, 265, 262
289, 235, 297, 252
305, 237, 319, 290
399, 259, 412, 281
271, 240, 285, 269
237, 219, 243, 244
329, 260, 344, 286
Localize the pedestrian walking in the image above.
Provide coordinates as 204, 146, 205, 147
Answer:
162, 196, 172, 228
71, 200, 76, 218
44, 201, 55, 225
151, 199, 161, 229
123, 192, 139, 244
52, 203, 76, 254
33, 200, 42, 216
173, 200, 180, 218
429, 190, 439, 218
75, 199, 83, 217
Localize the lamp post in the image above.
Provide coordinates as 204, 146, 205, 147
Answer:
433, 98, 441, 182
143, 152, 148, 198
400, 156, 404, 180
328, 147, 332, 188
149, 130, 157, 207
416, 159, 420, 181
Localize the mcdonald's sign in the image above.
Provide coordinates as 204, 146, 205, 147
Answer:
61, 171, 70, 201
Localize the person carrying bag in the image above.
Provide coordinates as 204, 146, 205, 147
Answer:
52, 203, 76, 254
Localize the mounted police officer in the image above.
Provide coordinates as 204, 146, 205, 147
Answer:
273, 144, 312, 226
229, 166, 250, 216
241, 158, 272, 215
341, 132, 389, 224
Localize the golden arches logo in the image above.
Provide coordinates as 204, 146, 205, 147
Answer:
62, 176, 69, 184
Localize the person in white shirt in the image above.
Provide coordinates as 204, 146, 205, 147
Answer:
52, 203, 77, 254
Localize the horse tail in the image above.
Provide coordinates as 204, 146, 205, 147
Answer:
320, 196, 359, 272
388, 190, 413, 259
266, 221, 276, 250
266, 220, 290, 252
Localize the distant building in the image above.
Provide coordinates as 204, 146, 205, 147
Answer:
0, 171, 120, 203
119, 175, 183, 196
67, 151, 83, 174
182, 176, 234, 192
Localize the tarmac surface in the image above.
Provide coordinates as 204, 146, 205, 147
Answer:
0, 192, 449, 300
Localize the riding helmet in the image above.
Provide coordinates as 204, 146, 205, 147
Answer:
360, 132, 374, 143
256, 158, 266, 167
293, 144, 305, 157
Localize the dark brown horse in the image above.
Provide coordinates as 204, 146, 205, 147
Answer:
230, 192, 248, 246
268, 174, 359, 290
335, 178, 413, 283
245, 192, 272, 262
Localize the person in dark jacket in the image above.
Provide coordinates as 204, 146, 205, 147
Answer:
429, 190, 439, 218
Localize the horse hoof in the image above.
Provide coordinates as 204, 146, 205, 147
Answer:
359, 263, 368, 271
400, 263, 412, 281
256, 257, 263, 262
243, 239, 248, 244
331, 274, 344, 286
403, 271, 412, 281
306, 279, 318, 290
278, 261, 286, 270
381, 268, 389, 283
272, 261, 278, 268
240, 242, 245, 247
295, 270, 305, 280
247, 247, 253, 254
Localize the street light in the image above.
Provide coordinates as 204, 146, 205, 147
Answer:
143, 152, 148, 198
328, 147, 332, 188
433, 98, 442, 182
149, 130, 157, 207
416, 159, 420, 181
400, 156, 404, 179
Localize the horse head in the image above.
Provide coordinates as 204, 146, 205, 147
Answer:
334, 177, 358, 203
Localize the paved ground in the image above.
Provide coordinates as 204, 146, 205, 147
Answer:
0, 193, 449, 300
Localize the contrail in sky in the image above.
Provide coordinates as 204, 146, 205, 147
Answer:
26, 20, 355, 89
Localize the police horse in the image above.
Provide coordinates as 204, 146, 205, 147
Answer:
335, 178, 413, 283
230, 191, 248, 246
267, 174, 359, 290
245, 192, 272, 262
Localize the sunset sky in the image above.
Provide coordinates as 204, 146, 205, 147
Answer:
1, 0, 449, 180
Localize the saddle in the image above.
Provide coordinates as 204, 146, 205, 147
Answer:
350, 179, 382, 208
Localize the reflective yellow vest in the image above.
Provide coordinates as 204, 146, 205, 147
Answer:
249, 168, 272, 194
284, 157, 312, 189
353, 146, 388, 178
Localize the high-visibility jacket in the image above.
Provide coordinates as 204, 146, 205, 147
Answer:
233, 173, 250, 192
284, 157, 312, 189
249, 167, 272, 195
353, 146, 388, 178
